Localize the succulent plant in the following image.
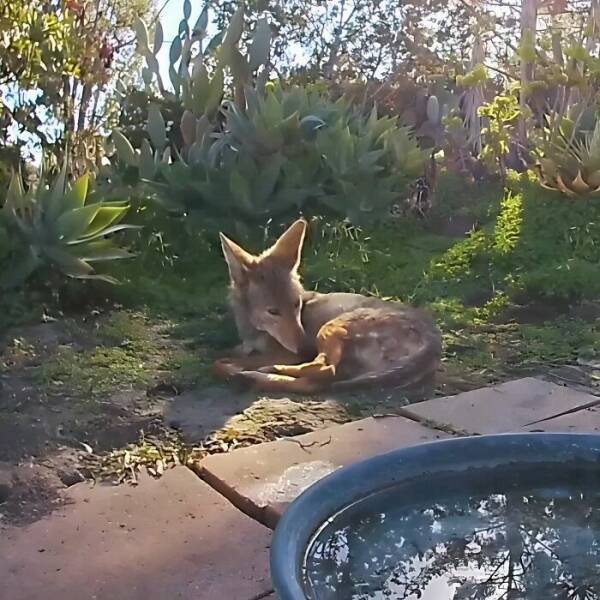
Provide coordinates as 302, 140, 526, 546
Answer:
224, 83, 334, 157
129, 3, 271, 131
112, 4, 274, 184
0, 162, 137, 289
536, 105, 600, 197
110, 6, 425, 233
317, 105, 427, 223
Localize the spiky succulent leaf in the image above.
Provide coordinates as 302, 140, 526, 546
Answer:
112, 129, 137, 166
61, 173, 90, 213
0, 164, 135, 287
46, 159, 69, 222
55, 204, 102, 242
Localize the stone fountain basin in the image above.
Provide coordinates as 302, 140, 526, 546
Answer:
270, 432, 600, 599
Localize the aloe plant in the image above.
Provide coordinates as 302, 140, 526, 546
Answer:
0, 162, 137, 289
536, 104, 600, 197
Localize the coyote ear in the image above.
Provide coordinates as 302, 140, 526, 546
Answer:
267, 219, 307, 272
220, 233, 254, 285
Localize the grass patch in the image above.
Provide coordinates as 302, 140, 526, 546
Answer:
35, 310, 215, 398
516, 319, 600, 368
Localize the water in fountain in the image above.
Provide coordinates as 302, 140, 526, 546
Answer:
304, 463, 600, 599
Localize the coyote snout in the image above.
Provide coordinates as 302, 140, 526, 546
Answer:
216, 219, 442, 394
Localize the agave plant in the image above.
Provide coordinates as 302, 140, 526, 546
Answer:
0, 162, 137, 289
536, 105, 600, 197
224, 84, 340, 155
143, 114, 322, 237
317, 105, 426, 223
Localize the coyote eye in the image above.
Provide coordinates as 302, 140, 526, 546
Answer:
267, 308, 281, 316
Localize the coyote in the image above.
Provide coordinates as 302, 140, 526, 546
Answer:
213, 219, 442, 394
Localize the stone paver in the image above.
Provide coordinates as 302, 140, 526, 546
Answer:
401, 377, 600, 435
0, 467, 272, 600
195, 416, 449, 529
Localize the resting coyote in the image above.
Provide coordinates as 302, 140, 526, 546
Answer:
213, 219, 442, 393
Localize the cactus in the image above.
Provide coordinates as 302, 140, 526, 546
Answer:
132, 3, 271, 117
426, 95, 440, 124
113, 3, 274, 179
414, 88, 460, 150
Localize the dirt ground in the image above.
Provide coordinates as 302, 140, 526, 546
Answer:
0, 313, 417, 525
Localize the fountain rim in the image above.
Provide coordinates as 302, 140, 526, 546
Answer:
270, 431, 600, 600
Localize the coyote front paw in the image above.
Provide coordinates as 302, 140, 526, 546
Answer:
212, 358, 245, 379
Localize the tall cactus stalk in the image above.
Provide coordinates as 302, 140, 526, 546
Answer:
519, 0, 538, 146
114, 3, 273, 174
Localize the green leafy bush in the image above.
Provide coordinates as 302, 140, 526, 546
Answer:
0, 162, 138, 289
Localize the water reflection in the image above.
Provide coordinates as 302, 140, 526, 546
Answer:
304, 476, 600, 599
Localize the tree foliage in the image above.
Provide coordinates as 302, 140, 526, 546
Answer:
0, 0, 154, 169
210, 0, 473, 81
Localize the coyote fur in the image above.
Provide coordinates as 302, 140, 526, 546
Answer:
213, 219, 442, 394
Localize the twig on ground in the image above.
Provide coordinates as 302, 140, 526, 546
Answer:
281, 436, 332, 452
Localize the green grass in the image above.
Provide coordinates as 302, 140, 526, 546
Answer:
35, 310, 215, 399
517, 319, 600, 367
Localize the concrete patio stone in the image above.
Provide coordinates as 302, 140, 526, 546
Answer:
194, 415, 450, 529
0, 467, 272, 600
400, 377, 599, 435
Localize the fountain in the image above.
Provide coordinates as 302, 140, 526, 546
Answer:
270, 433, 600, 599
